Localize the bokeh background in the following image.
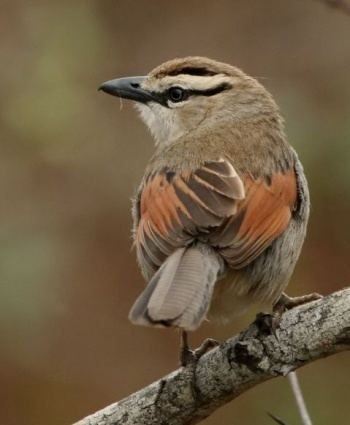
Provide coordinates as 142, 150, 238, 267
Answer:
1, 1, 350, 424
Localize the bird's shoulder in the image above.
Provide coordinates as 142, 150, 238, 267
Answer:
144, 120, 295, 178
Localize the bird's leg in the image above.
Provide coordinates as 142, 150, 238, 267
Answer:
257, 292, 324, 337
273, 292, 323, 316
180, 330, 220, 367
180, 330, 194, 366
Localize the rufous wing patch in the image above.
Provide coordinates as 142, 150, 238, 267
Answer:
136, 159, 244, 275
211, 170, 297, 268
136, 159, 297, 276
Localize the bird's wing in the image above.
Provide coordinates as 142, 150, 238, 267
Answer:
209, 171, 297, 268
135, 159, 297, 276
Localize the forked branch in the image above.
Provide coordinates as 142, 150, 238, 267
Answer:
75, 288, 350, 425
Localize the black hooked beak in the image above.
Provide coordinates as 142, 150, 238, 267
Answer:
98, 76, 153, 103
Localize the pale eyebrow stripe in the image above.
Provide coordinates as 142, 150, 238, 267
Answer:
187, 82, 232, 97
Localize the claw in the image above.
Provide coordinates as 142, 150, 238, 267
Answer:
180, 331, 219, 367
274, 292, 323, 315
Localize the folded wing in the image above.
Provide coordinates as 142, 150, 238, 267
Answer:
135, 159, 297, 277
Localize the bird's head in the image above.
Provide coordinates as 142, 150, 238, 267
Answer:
100, 57, 279, 145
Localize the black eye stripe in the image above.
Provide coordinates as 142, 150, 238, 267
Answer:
148, 82, 231, 107
167, 67, 217, 77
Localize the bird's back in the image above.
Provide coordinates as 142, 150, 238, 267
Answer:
131, 122, 309, 326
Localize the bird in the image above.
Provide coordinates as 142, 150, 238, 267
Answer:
99, 56, 321, 365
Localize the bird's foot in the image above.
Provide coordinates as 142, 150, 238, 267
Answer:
194, 337, 220, 359
254, 292, 324, 338
180, 331, 219, 367
273, 292, 323, 316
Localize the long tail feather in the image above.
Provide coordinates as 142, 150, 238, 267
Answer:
129, 244, 222, 330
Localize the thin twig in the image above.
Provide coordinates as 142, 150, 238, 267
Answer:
288, 371, 313, 425
267, 411, 289, 425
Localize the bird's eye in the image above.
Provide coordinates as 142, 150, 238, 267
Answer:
168, 87, 185, 103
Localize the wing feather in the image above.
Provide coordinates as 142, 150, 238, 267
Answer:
135, 159, 297, 278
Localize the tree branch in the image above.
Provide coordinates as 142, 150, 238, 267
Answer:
75, 288, 350, 425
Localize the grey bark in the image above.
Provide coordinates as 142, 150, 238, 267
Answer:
74, 288, 350, 425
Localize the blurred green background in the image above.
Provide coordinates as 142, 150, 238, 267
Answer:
1, 1, 349, 424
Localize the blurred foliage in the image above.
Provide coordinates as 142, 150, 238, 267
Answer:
0, 1, 349, 424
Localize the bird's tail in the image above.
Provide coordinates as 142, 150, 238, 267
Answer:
129, 244, 222, 331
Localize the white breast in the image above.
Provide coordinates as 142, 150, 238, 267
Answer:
135, 103, 186, 145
